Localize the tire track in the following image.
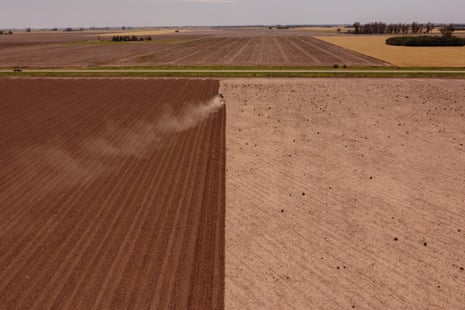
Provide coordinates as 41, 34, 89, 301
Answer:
285, 37, 321, 65
227, 38, 253, 65
273, 38, 290, 65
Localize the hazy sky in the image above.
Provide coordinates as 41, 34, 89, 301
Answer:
1, 0, 464, 28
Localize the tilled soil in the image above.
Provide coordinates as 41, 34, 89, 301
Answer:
223, 78, 465, 309
2, 76, 464, 309
0, 78, 225, 309
0, 31, 386, 68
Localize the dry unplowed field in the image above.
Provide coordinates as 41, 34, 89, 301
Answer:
318, 35, 465, 67
0, 32, 386, 67
0, 78, 225, 309
223, 79, 465, 309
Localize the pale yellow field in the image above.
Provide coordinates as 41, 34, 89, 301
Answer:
431, 29, 465, 35
317, 35, 465, 67
98, 29, 186, 37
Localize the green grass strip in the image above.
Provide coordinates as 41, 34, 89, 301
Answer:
2, 71, 465, 78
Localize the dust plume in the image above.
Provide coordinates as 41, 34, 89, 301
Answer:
157, 96, 225, 133
18, 95, 224, 189
19, 146, 105, 188
85, 95, 224, 158
85, 122, 160, 158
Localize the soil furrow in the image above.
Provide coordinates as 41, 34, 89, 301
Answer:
0, 78, 225, 309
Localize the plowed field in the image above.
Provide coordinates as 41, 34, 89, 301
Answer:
0, 78, 225, 309
3, 76, 464, 309
0, 31, 386, 68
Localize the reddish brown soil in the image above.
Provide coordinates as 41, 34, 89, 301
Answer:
0, 29, 386, 67
223, 78, 465, 309
0, 78, 225, 309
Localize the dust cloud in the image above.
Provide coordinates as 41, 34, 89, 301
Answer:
22, 146, 104, 188
20, 96, 224, 188
85, 123, 160, 158
157, 97, 225, 133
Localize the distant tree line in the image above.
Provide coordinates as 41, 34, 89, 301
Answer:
63, 27, 86, 32
386, 24, 463, 46
0, 30, 13, 35
112, 35, 152, 42
386, 36, 465, 46
351, 22, 435, 34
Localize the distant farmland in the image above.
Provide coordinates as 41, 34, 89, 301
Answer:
98, 29, 184, 37
318, 35, 465, 67
2, 24, 465, 310
0, 29, 386, 68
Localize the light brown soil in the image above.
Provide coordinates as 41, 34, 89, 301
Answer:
222, 78, 465, 309
0, 29, 386, 68
0, 78, 225, 309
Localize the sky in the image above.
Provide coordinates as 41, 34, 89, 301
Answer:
1, 0, 464, 28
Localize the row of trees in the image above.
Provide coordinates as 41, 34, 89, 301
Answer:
386, 35, 465, 46
112, 35, 152, 42
64, 27, 86, 32
352, 22, 435, 34
24, 27, 88, 32
385, 24, 462, 46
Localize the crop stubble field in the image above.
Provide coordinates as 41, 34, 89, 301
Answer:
223, 78, 465, 309
0, 30, 386, 68
0, 78, 225, 309
318, 35, 465, 67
